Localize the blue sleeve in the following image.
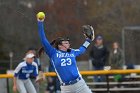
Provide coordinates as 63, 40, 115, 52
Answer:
74, 39, 91, 57
14, 73, 18, 77
37, 21, 56, 57
33, 68, 38, 77
14, 63, 23, 77
31, 64, 38, 77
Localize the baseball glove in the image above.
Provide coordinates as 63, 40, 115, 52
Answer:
35, 71, 45, 82
82, 25, 95, 41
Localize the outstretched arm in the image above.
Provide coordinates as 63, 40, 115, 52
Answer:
74, 39, 91, 56
13, 63, 23, 93
13, 77, 17, 93
37, 21, 55, 57
75, 25, 95, 56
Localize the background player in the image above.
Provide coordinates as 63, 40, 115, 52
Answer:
36, 12, 94, 93
13, 53, 38, 93
26, 47, 42, 93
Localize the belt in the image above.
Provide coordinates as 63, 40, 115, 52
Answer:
61, 77, 81, 86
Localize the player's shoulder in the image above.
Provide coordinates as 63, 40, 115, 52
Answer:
32, 62, 38, 67
18, 61, 27, 67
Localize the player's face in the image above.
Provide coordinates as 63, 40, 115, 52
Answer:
60, 41, 70, 51
96, 39, 103, 45
26, 57, 34, 63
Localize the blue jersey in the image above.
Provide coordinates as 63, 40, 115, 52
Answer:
14, 61, 38, 80
30, 58, 41, 79
37, 21, 91, 83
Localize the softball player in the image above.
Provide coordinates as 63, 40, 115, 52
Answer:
13, 53, 38, 93
26, 48, 42, 93
37, 16, 94, 93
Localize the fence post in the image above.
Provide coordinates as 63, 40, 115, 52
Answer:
6, 78, 10, 93
106, 75, 110, 93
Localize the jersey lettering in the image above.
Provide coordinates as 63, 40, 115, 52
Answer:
57, 53, 75, 58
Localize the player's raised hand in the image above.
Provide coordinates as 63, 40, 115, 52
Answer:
37, 12, 45, 22
82, 25, 95, 41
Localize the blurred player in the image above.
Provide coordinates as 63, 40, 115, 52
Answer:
13, 53, 38, 93
26, 47, 42, 93
36, 13, 94, 93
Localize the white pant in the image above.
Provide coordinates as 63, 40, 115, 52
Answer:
16, 78, 37, 93
31, 79, 40, 93
60, 79, 92, 93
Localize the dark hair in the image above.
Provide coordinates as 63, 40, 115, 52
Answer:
26, 47, 37, 57
38, 47, 44, 57
38, 37, 70, 57
38, 39, 57, 57
54, 37, 70, 49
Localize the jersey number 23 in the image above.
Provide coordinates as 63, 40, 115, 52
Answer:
61, 58, 72, 66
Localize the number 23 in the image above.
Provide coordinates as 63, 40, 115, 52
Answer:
61, 58, 72, 66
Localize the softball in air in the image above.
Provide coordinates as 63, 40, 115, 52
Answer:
37, 12, 45, 20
